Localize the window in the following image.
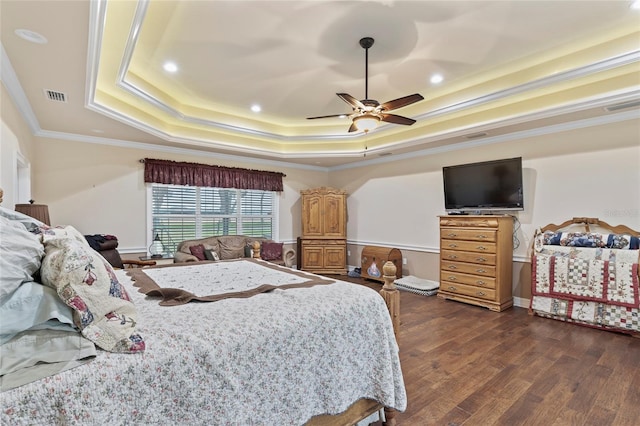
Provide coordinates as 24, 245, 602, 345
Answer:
150, 184, 276, 254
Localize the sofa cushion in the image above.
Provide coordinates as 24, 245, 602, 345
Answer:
219, 236, 247, 259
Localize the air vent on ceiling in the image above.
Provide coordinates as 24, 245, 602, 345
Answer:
604, 100, 640, 112
465, 132, 488, 139
378, 152, 392, 157
44, 89, 67, 103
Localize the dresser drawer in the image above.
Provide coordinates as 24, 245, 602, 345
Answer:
440, 271, 496, 289
439, 281, 496, 300
441, 260, 496, 277
441, 249, 497, 266
440, 228, 497, 242
441, 239, 496, 254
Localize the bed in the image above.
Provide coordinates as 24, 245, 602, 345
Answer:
529, 217, 640, 336
0, 207, 406, 425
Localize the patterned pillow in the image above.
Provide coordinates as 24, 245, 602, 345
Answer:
40, 236, 145, 353
189, 244, 207, 260
261, 241, 283, 261
538, 231, 640, 250
39, 224, 87, 244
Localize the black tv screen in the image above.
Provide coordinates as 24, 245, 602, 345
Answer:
443, 157, 524, 212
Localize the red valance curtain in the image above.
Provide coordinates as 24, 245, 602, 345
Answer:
143, 158, 285, 192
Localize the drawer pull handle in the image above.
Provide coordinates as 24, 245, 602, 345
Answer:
477, 291, 486, 296
448, 265, 457, 270
476, 257, 487, 263
448, 286, 457, 291
476, 280, 485, 285
477, 235, 487, 239
448, 276, 457, 281
448, 255, 458, 259
476, 246, 487, 251
476, 269, 486, 273
447, 233, 457, 238
448, 243, 458, 248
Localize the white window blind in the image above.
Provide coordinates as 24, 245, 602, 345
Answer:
151, 184, 275, 254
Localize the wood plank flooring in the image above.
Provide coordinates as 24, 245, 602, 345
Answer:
342, 276, 640, 426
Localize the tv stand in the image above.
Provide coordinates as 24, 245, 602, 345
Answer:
437, 215, 513, 312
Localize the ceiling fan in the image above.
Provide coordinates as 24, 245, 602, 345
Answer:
307, 37, 424, 133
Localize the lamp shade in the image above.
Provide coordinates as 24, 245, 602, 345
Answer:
15, 203, 50, 225
353, 114, 380, 133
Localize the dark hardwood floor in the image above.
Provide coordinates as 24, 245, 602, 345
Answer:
341, 276, 640, 426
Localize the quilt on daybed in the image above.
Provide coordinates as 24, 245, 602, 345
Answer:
2, 264, 407, 425
530, 230, 640, 334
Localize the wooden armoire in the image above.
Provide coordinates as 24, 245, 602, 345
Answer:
299, 187, 347, 274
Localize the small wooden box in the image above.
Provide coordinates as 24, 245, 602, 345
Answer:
361, 245, 402, 282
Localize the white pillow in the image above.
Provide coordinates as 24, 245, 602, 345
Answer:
0, 216, 45, 304
0, 281, 75, 344
0, 206, 45, 232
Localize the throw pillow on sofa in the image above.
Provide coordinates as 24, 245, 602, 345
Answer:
204, 249, 219, 261
189, 244, 207, 261
261, 242, 283, 261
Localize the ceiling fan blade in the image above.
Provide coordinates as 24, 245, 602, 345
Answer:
379, 93, 424, 111
348, 122, 358, 132
337, 93, 366, 110
380, 113, 416, 126
307, 114, 347, 120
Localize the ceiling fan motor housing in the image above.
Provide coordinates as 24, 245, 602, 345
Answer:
306, 36, 423, 132
359, 37, 374, 49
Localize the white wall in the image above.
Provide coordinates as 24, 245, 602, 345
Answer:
30, 137, 329, 252
331, 119, 640, 262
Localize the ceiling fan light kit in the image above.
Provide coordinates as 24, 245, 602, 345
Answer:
307, 37, 424, 133
353, 114, 380, 133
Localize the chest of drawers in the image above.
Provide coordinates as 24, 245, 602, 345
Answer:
437, 215, 513, 312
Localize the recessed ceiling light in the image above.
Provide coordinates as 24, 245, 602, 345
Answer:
430, 74, 443, 84
163, 62, 178, 73
14, 29, 47, 44
251, 104, 261, 113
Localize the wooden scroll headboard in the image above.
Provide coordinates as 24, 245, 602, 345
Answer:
539, 217, 640, 236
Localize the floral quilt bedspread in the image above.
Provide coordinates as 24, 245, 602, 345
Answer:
2, 262, 406, 425
530, 243, 640, 334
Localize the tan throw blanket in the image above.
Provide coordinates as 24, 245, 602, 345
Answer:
126, 258, 334, 305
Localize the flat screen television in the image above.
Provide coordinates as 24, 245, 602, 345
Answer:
443, 157, 524, 212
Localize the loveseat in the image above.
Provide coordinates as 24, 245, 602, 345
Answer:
174, 235, 296, 267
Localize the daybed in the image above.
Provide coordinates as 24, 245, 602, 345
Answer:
0, 207, 405, 425
529, 217, 640, 336
174, 234, 296, 268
